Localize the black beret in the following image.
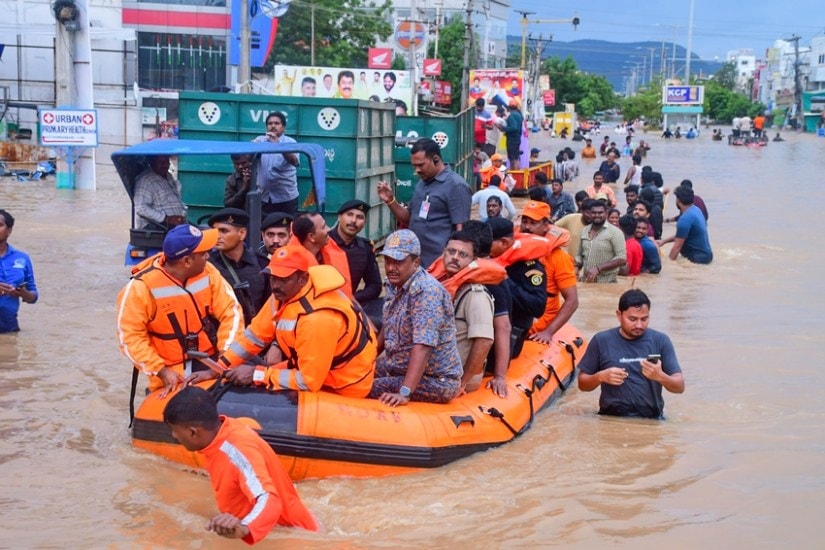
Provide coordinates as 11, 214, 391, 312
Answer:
208, 207, 249, 228
337, 199, 370, 215
261, 211, 294, 230
486, 217, 514, 240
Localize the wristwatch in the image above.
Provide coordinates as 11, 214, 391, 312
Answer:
399, 385, 412, 398
253, 366, 267, 386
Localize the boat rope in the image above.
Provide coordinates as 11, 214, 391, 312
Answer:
208, 372, 232, 403
540, 359, 567, 391
558, 337, 583, 372
478, 406, 520, 436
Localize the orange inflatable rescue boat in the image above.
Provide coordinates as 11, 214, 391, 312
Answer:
131, 325, 586, 480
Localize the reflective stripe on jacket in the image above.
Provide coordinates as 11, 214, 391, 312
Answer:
221, 265, 376, 397
117, 255, 243, 390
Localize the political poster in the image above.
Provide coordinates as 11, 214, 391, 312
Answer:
468, 69, 526, 110
272, 64, 414, 113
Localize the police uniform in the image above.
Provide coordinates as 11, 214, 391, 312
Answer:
487, 216, 547, 358
207, 208, 270, 325
256, 211, 294, 262
329, 200, 383, 304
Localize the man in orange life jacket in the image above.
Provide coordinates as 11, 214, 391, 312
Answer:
187, 245, 376, 398
164, 387, 318, 544
117, 224, 243, 397
487, 217, 548, 358
289, 212, 353, 299
427, 230, 506, 392
518, 201, 580, 345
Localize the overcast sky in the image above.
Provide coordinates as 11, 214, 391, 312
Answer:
506, 0, 825, 60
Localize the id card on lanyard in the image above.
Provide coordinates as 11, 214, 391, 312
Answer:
418, 194, 430, 220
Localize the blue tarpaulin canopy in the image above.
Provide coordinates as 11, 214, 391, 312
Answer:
111, 139, 326, 207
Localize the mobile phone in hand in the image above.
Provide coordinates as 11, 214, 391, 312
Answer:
647, 354, 661, 364
16, 282, 27, 290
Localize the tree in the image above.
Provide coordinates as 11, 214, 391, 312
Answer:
541, 56, 617, 117
266, 0, 393, 69
621, 85, 662, 125
703, 78, 766, 123
426, 16, 479, 113
712, 61, 737, 91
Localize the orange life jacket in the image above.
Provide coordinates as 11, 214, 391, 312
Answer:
479, 165, 497, 189
287, 237, 353, 298
272, 265, 375, 397
495, 231, 569, 267
130, 258, 224, 370
427, 258, 507, 299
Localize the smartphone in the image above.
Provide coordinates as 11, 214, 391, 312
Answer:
647, 354, 661, 364
16, 282, 26, 290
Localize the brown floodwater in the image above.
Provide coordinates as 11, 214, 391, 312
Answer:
1, 130, 823, 547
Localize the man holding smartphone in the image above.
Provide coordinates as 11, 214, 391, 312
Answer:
0, 209, 38, 333
577, 289, 684, 419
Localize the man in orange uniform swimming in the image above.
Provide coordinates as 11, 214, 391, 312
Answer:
164, 386, 318, 543
188, 245, 376, 397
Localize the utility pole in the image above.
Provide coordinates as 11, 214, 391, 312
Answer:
786, 34, 803, 130
685, 0, 694, 83
648, 47, 656, 82
530, 34, 548, 128
409, 0, 418, 114
519, 12, 579, 70
310, 2, 316, 65
516, 10, 535, 70
434, 0, 442, 59
238, 0, 250, 93
461, 0, 474, 109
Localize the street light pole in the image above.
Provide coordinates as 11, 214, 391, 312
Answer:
519, 13, 579, 70
685, 0, 694, 83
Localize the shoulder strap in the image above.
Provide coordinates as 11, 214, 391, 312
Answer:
454, 285, 493, 323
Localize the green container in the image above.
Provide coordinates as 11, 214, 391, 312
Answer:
395, 108, 474, 163
392, 108, 475, 204
177, 91, 397, 242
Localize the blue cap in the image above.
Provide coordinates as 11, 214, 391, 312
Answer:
163, 224, 219, 261
379, 229, 421, 260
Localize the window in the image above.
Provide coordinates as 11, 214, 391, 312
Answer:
819, 54, 825, 64
137, 32, 227, 91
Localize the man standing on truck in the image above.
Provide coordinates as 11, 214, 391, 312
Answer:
253, 112, 300, 218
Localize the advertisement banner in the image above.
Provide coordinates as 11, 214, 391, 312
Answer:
273, 64, 414, 110
662, 85, 704, 105
423, 59, 442, 76
433, 81, 452, 105
543, 90, 556, 107
468, 69, 526, 109
539, 74, 550, 90
368, 48, 393, 69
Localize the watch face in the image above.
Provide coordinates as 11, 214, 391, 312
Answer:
399, 386, 411, 397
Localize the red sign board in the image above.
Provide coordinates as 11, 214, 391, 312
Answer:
368, 48, 392, 69
434, 80, 452, 105
423, 59, 442, 76
543, 89, 556, 107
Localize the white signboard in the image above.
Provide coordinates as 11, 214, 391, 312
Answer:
39, 108, 99, 147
